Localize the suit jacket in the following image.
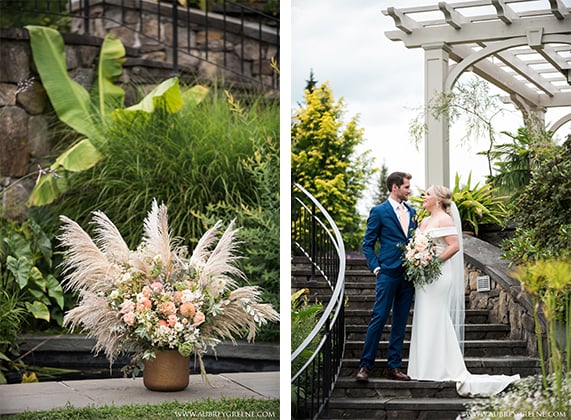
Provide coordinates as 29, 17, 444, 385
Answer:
362, 200, 417, 276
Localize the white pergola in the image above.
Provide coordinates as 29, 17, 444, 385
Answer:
383, 0, 571, 186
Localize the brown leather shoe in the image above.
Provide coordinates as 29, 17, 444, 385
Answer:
385, 368, 411, 381
355, 366, 369, 382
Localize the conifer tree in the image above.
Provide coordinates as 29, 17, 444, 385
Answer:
292, 79, 374, 251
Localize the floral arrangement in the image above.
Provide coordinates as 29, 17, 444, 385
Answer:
58, 200, 279, 379
399, 229, 442, 288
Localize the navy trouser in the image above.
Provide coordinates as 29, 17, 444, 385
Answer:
359, 271, 414, 369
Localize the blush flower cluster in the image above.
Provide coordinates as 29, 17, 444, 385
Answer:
108, 255, 209, 358
399, 230, 442, 288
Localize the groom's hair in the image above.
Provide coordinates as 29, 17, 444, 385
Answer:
386, 172, 412, 192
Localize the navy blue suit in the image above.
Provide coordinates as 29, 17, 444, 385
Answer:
360, 200, 417, 370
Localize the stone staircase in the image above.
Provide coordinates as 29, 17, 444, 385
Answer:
291, 256, 541, 420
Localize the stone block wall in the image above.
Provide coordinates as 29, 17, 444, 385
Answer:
463, 235, 547, 358
67, 0, 279, 89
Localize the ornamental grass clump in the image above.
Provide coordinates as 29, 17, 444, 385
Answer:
58, 199, 279, 379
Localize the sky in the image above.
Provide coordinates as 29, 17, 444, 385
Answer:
290, 0, 571, 212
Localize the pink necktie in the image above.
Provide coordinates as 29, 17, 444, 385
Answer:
397, 204, 409, 234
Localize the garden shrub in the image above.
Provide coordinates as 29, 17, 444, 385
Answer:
502, 135, 571, 264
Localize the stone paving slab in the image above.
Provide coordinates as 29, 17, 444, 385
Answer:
0, 372, 279, 415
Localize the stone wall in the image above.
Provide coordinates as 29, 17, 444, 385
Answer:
463, 235, 546, 358
66, 0, 279, 89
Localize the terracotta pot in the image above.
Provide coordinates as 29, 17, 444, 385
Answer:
143, 350, 190, 392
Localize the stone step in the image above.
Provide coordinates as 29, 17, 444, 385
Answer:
344, 339, 528, 359
294, 281, 477, 296
340, 357, 540, 378
345, 308, 490, 326
346, 323, 510, 341
325, 397, 469, 420
332, 377, 459, 399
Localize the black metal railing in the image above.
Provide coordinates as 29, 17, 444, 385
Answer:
291, 183, 346, 420
0, 0, 279, 90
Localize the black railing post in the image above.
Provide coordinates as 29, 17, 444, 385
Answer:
323, 331, 331, 418
172, 0, 178, 75
83, 0, 90, 34
310, 202, 317, 283
204, 1, 209, 61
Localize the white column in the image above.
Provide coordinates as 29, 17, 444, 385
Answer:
424, 43, 451, 187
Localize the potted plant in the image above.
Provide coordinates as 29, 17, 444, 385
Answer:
58, 199, 279, 391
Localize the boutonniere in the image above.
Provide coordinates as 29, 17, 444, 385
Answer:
412, 214, 419, 224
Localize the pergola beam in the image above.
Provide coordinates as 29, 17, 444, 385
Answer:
449, 44, 544, 108
549, 0, 569, 20
493, 49, 558, 98
533, 45, 571, 72
491, 0, 516, 24
384, 7, 419, 34
385, 16, 571, 48
439, 2, 466, 30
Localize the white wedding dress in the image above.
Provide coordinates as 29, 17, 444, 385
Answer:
407, 225, 520, 397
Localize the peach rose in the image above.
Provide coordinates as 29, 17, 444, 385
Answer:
193, 311, 206, 325
180, 302, 196, 318
122, 312, 135, 326
159, 301, 176, 316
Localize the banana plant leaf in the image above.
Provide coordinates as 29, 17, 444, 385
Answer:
25, 25, 103, 142
182, 85, 210, 107
92, 34, 126, 119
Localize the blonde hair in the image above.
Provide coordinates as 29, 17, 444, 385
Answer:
431, 185, 453, 214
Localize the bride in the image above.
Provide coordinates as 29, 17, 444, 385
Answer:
406, 185, 520, 397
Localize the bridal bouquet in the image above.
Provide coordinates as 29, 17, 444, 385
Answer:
58, 200, 279, 379
399, 230, 442, 288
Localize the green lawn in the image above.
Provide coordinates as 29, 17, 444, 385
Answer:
4, 398, 280, 420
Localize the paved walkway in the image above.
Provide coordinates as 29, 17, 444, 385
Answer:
0, 371, 279, 416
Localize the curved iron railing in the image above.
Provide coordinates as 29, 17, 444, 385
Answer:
291, 183, 346, 420
0, 0, 279, 90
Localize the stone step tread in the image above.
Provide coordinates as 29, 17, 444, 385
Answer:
347, 308, 489, 314
335, 377, 457, 388
346, 323, 510, 331
343, 355, 539, 365
345, 339, 527, 347
341, 356, 540, 367
328, 397, 469, 410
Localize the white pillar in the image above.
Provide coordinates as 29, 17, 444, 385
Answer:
424, 43, 451, 187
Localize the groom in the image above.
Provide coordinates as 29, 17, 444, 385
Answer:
356, 171, 417, 382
